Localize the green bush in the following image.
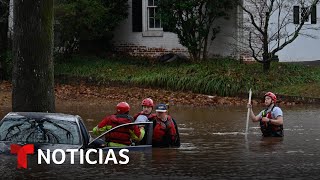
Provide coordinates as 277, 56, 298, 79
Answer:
158, 0, 235, 61
0, 51, 12, 80
54, 0, 129, 55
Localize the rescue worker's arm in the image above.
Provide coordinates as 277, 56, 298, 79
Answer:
261, 107, 283, 125
262, 116, 283, 126
171, 119, 180, 147
247, 104, 260, 122
92, 117, 112, 135
168, 121, 178, 145
129, 125, 145, 142
271, 107, 283, 125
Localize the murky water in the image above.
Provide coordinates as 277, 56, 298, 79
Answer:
1, 104, 320, 179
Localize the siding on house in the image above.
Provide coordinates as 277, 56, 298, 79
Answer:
207, 7, 240, 58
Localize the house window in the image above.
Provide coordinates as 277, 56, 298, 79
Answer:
293, 5, 317, 24
147, 0, 162, 30
301, 7, 309, 22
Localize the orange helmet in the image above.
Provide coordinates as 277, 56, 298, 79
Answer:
264, 92, 277, 103
141, 98, 154, 107
116, 102, 130, 114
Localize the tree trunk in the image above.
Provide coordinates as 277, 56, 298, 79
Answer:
263, 61, 271, 72
189, 51, 198, 62
202, 35, 208, 61
0, 0, 9, 80
12, 0, 55, 112
262, 53, 271, 72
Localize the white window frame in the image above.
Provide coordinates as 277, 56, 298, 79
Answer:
143, 0, 163, 31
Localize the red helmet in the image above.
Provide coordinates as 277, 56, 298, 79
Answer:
141, 98, 154, 107
264, 92, 277, 103
116, 102, 130, 114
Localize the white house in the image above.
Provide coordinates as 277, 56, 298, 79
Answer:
274, 3, 320, 62
112, 0, 241, 59
7, 0, 320, 62
113, 0, 320, 62
240, 0, 320, 62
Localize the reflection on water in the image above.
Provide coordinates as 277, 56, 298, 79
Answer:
1, 104, 320, 179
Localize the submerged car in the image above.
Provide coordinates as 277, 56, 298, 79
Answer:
0, 112, 153, 153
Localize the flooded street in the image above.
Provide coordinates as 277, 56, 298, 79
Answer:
1, 103, 320, 179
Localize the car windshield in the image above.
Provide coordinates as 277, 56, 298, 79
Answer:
0, 116, 81, 145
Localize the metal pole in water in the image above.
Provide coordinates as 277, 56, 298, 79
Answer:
245, 89, 252, 136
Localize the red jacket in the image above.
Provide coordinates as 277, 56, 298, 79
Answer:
151, 115, 177, 147
97, 114, 141, 145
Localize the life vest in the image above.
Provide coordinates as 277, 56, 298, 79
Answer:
259, 106, 283, 137
152, 115, 178, 147
133, 111, 156, 121
104, 114, 135, 145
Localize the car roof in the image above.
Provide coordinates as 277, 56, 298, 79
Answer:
3, 112, 79, 122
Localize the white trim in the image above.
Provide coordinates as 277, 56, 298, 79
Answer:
142, 30, 163, 37
142, 0, 163, 34
142, 0, 147, 31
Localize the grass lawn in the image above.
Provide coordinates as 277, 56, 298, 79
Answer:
54, 55, 320, 98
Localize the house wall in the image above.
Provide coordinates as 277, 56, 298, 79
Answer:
241, 0, 320, 62
112, 0, 188, 57
207, 7, 240, 58
112, 0, 239, 58
7, 0, 241, 59
274, 4, 320, 62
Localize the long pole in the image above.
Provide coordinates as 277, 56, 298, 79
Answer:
245, 89, 252, 135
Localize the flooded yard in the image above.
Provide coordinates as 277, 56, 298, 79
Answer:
1, 102, 319, 179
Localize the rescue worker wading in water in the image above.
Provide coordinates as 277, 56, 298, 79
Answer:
247, 92, 284, 137
133, 98, 156, 145
150, 104, 180, 147
93, 102, 144, 147
134, 98, 155, 123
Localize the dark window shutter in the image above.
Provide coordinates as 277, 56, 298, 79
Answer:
293, 6, 300, 24
311, 5, 317, 24
132, 0, 142, 32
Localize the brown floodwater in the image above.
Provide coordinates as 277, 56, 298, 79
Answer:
0, 103, 320, 179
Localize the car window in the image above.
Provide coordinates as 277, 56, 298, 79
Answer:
0, 117, 81, 145
78, 117, 90, 145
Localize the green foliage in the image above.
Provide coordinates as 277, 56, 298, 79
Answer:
158, 0, 235, 61
55, 56, 320, 97
54, 0, 129, 55
0, 0, 9, 23
0, 51, 12, 80
0, 0, 10, 80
